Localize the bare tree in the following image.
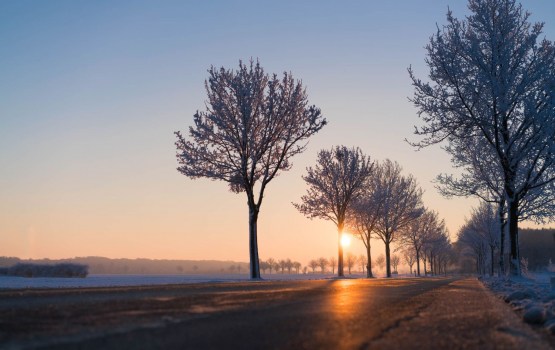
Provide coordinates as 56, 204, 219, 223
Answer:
346, 253, 356, 274
400, 209, 442, 276
294, 146, 373, 277
285, 259, 293, 274
318, 257, 329, 274
259, 260, 269, 274
375, 254, 385, 272
469, 203, 500, 276
409, 0, 555, 275
175, 60, 326, 279
403, 249, 416, 276
373, 160, 424, 277
391, 254, 401, 274
278, 259, 287, 274
358, 254, 366, 274
458, 203, 500, 275
266, 258, 276, 274
328, 256, 337, 274
293, 261, 301, 274
308, 259, 319, 273
422, 224, 451, 275
347, 165, 384, 277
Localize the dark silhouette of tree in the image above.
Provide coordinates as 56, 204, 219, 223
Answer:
318, 257, 328, 273
293, 261, 302, 274
259, 260, 269, 274
286, 259, 293, 274
346, 253, 356, 274
375, 254, 385, 272
266, 258, 276, 274
358, 255, 366, 274
347, 164, 385, 278
294, 146, 373, 276
391, 254, 400, 273
400, 209, 443, 276
373, 160, 423, 277
278, 259, 287, 274
308, 259, 319, 273
175, 60, 326, 279
403, 249, 416, 276
328, 256, 337, 274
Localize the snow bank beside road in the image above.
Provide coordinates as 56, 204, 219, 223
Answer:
482, 274, 555, 335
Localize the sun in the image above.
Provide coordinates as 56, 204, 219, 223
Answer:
340, 234, 351, 247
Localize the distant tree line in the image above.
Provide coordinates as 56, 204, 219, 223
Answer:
0, 257, 250, 275
0, 263, 88, 278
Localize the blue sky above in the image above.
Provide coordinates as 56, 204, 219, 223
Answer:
1, 1, 554, 261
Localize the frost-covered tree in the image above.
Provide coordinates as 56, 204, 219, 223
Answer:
457, 223, 489, 275
437, 125, 555, 274
294, 146, 373, 276
347, 165, 384, 278
469, 203, 500, 275
175, 60, 326, 279
409, 0, 555, 276
373, 160, 424, 277
458, 203, 500, 275
400, 209, 443, 276
422, 227, 452, 275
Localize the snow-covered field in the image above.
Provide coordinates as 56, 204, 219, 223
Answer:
482, 273, 555, 335
0, 273, 381, 289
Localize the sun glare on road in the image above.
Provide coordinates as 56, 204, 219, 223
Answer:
340, 234, 351, 247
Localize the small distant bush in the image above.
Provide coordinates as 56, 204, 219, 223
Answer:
0, 263, 88, 278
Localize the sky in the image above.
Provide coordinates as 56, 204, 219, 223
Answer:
2, 0, 555, 265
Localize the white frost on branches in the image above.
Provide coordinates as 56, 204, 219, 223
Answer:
294, 146, 373, 277
175, 60, 326, 279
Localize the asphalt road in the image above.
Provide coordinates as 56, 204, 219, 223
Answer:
0, 277, 552, 349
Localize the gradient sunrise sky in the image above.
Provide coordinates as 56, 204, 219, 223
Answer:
2, 0, 554, 264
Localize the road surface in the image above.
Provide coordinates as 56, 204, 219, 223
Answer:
0, 277, 552, 349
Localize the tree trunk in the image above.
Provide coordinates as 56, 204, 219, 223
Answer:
507, 198, 520, 276
423, 255, 427, 276
385, 242, 391, 278
490, 245, 495, 276
248, 205, 261, 279
366, 239, 373, 278
337, 224, 344, 277
416, 248, 421, 276
497, 201, 506, 276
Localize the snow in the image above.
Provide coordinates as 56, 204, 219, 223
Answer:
482, 273, 555, 334
0, 273, 355, 289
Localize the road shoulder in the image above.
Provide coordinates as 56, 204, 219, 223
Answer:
368, 278, 553, 350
